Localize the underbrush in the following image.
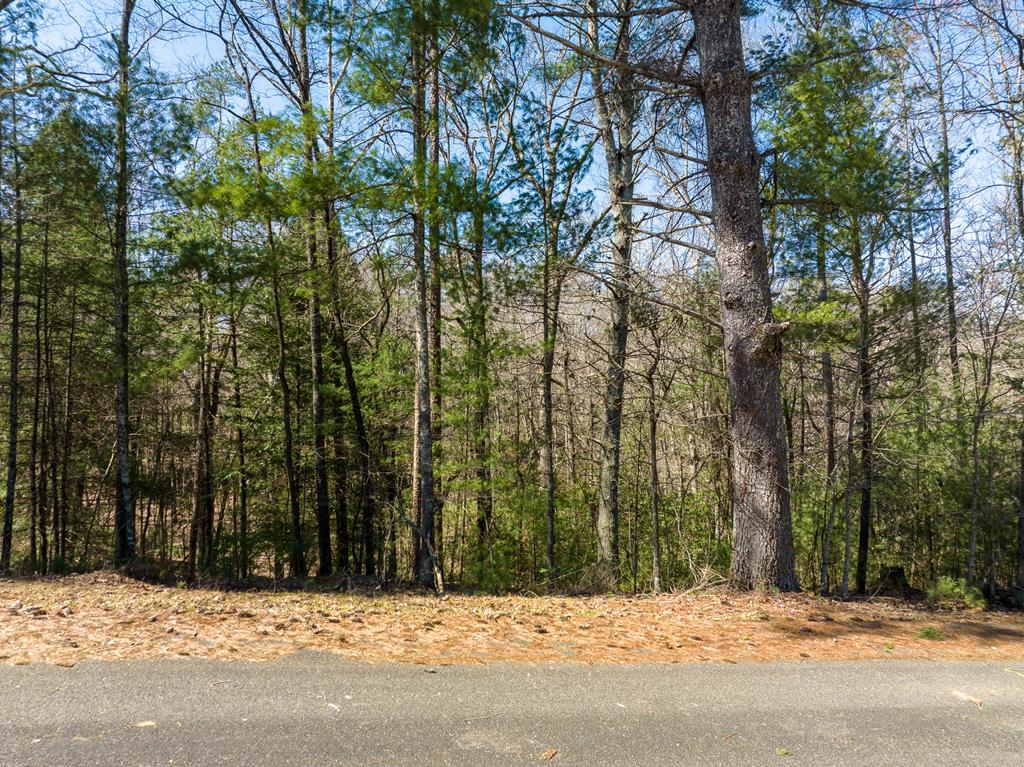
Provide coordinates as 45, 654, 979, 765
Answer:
926, 576, 986, 611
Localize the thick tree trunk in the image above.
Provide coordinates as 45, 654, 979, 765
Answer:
112, 0, 137, 566
691, 0, 798, 590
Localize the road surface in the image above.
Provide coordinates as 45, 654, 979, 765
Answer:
2, 653, 1023, 765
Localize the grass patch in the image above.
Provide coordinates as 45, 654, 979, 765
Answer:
917, 626, 946, 641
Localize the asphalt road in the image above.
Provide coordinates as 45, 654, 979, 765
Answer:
2, 653, 1023, 766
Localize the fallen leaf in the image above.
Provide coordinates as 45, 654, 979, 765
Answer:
950, 689, 983, 707
541, 747, 559, 761
776, 748, 792, 757
134, 721, 157, 728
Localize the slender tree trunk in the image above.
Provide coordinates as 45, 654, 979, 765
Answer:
647, 365, 661, 592
229, 312, 249, 578
852, 230, 873, 595
27, 266, 41, 573
43, 228, 59, 566
691, 0, 798, 590
273, 272, 306, 578
244, 86, 305, 579
322, 35, 370, 576
112, 0, 137, 566
1005, 113, 1024, 594
336, 320, 373, 575
816, 218, 837, 594
967, 413, 983, 587
933, 34, 960, 388
540, 236, 561, 576
186, 375, 202, 581
295, 6, 332, 578
333, 435, 349, 574
840, 408, 856, 598
428, 26, 445, 575
1, 96, 24, 575
39, 399, 49, 572
1017, 423, 1023, 590
469, 192, 493, 544
412, 12, 438, 588
591, 0, 636, 588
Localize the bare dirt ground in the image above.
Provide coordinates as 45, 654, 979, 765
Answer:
2, 573, 1023, 667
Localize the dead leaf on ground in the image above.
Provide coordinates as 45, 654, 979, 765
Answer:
950, 689, 983, 707
541, 747, 559, 760
3, 574, 1024, 667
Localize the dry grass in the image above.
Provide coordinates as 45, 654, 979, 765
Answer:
2, 573, 1023, 667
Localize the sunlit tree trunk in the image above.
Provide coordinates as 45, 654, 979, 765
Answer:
692, 0, 798, 590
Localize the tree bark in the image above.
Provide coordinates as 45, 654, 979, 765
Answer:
295, 1, 332, 578
1, 88, 24, 575
273, 272, 306, 578
591, 0, 636, 588
112, 0, 137, 566
541, 236, 562, 576
27, 248, 41, 573
1017, 423, 1024, 591
931, 27, 960, 388
468, 184, 493, 544
428, 26, 445, 576
647, 361, 661, 593
229, 311, 249, 578
412, 9, 438, 588
852, 228, 873, 595
691, 0, 798, 590
816, 218, 837, 594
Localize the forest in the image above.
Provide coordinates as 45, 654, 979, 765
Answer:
0, 0, 1021, 601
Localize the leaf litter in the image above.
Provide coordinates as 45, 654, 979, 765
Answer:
1, 573, 1023, 667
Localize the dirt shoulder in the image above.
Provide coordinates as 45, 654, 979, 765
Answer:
2, 573, 1022, 667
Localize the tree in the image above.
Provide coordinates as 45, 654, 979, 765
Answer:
770, 9, 909, 594
691, 0, 798, 590
1, 53, 24, 574
588, 0, 641, 587
111, 0, 136, 566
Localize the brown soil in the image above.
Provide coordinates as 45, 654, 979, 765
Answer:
2, 573, 1023, 667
